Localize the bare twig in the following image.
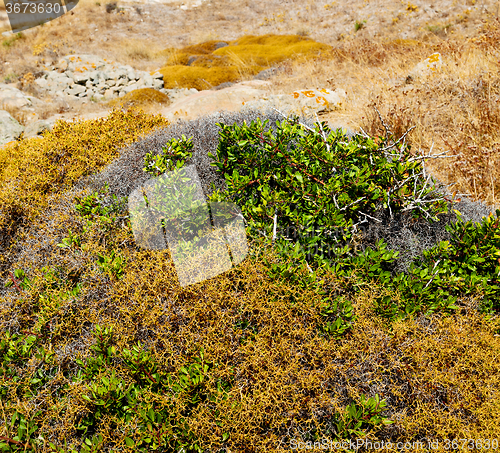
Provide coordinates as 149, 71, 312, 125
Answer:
379, 125, 416, 152
358, 126, 370, 139
339, 196, 367, 212
374, 105, 392, 142
407, 149, 458, 163
423, 260, 441, 290
272, 212, 277, 244
358, 211, 382, 223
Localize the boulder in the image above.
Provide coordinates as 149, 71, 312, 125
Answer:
242, 88, 347, 116
67, 85, 86, 96
254, 66, 284, 81
0, 110, 24, 146
73, 72, 90, 84
407, 52, 443, 82
158, 80, 272, 122
23, 119, 51, 138
0, 84, 34, 109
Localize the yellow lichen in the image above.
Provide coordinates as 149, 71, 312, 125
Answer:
108, 88, 170, 109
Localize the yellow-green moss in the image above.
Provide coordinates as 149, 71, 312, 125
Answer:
160, 65, 241, 90
108, 88, 170, 109
160, 34, 333, 90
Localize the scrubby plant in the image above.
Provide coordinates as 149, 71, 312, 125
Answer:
0, 108, 168, 278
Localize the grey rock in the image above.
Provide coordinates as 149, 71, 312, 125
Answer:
214, 41, 228, 49
35, 78, 49, 90
0, 110, 24, 145
73, 72, 89, 84
122, 84, 139, 94
68, 85, 86, 96
23, 119, 51, 138
135, 79, 147, 89
104, 89, 115, 100
254, 66, 284, 81
213, 82, 234, 90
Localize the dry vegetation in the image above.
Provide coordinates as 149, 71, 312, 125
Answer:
1, 0, 500, 451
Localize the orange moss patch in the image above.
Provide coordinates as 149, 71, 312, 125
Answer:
108, 88, 170, 109
160, 65, 241, 90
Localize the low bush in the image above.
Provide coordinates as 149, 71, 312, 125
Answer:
1, 109, 499, 451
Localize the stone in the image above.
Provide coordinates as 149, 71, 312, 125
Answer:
254, 66, 284, 81
135, 78, 147, 89
151, 71, 163, 79
57, 59, 69, 71
67, 85, 86, 96
187, 56, 199, 66
214, 41, 228, 50
0, 84, 34, 109
122, 84, 139, 94
23, 119, 51, 138
290, 88, 347, 113
35, 78, 49, 90
158, 80, 272, 122
0, 110, 24, 146
104, 89, 115, 100
213, 82, 234, 90
73, 72, 90, 84
408, 52, 443, 81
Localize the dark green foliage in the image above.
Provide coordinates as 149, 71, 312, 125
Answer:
208, 115, 448, 269
143, 135, 194, 177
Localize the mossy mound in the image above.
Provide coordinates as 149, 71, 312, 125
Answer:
108, 88, 170, 109
160, 34, 332, 90
160, 65, 242, 90
0, 108, 169, 274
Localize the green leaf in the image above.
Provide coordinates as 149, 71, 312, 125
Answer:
124, 437, 135, 447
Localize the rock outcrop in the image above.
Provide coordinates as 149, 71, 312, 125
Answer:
0, 110, 24, 146
34, 55, 165, 101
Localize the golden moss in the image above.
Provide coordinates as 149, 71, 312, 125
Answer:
160, 65, 241, 90
0, 108, 169, 261
108, 88, 171, 109
160, 34, 333, 90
